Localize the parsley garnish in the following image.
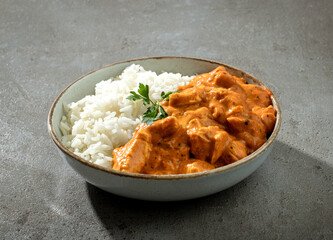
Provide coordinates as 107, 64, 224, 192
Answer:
160, 91, 174, 101
127, 83, 176, 125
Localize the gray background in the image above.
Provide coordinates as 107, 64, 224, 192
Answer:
1, 0, 332, 239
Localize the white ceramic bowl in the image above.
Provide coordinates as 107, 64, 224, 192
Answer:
48, 57, 281, 201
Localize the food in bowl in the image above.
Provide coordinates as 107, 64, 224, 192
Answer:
60, 64, 193, 168
113, 66, 276, 174
61, 63, 276, 175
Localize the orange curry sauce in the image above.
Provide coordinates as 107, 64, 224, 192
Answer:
112, 67, 277, 175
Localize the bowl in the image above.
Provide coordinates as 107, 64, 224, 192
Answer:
48, 57, 281, 201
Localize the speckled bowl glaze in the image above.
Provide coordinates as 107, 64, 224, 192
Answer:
48, 57, 281, 201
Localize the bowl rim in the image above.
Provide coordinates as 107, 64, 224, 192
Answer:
48, 56, 281, 180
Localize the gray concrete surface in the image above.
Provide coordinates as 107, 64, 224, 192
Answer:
1, 0, 332, 239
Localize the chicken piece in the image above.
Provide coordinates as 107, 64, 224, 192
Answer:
242, 84, 272, 108
208, 88, 245, 124
177, 72, 216, 90
208, 100, 227, 125
226, 116, 266, 149
143, 146, 189, 175
208, 86, 229, 100
178, 159, 215, 174
227, 116, 266, 134
212, 67, 247, 88
169, 87, 203, 107
187, 124, 231, 164
217, 140, 248, 166
148, 115, 180, 140
252, 106, 277, 133
225, 105, 245, 118
220, 91, 246, 112
178, 67, 247, 91
141, 117, 190, 175
112, 117, 189, 174
112, 123, 152, 173
184, 107, 223, 128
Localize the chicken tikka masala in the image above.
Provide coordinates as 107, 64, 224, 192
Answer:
112, 66, 276, 175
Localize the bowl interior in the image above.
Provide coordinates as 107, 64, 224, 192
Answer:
49, 57, 281, 178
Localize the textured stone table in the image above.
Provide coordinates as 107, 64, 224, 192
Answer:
1, 0, 332, 239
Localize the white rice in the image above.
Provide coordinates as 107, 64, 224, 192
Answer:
60, 64, 193, 169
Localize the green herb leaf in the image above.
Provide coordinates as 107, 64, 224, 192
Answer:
161, 91, 177, 101
127, 83, 172, 125
137, 83, 149, 97
137, 83, 151, 105
143, 105, 158, 119
142, 109, 158, 124
126, 83, 152, 105
158, 105, 168, 119
127, 91, 142, 101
